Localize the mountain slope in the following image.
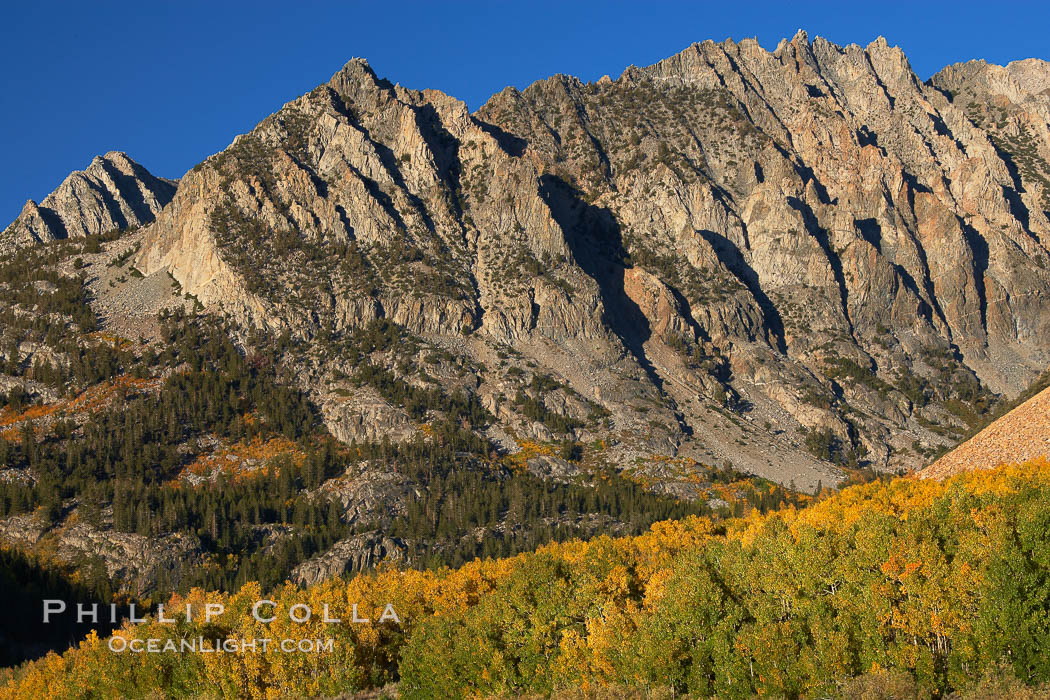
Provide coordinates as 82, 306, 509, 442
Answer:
1, 152, 176, 253
124, 35, 1050, 486
920, 382, 1050, 479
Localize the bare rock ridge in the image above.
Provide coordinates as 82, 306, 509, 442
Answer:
1, 151, 176, 252
12, 35, 1050, 491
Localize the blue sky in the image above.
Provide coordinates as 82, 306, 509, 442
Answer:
2, 1, 1049, 227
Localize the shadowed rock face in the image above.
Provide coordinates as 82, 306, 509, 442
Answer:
1, 151, 176, 251
50, 36, 1050, 487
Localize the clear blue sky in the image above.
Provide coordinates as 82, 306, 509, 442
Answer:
3, 1, 1048, 227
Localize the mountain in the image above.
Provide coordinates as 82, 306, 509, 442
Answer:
2, 32, 1050, 597
131, 34, 1050, 487
0, 152, 176, 253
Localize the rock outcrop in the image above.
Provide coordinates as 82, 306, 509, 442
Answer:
316, 465, 420, 526
292, 531, 407, 585
1, 152, 176, 252
0, 512, 203, 597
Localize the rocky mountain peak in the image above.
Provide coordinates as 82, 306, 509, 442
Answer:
327, 57, 377, 89
933, 57, 1050, 109
1, 151, 176, 253
1004, 58, 1050, 93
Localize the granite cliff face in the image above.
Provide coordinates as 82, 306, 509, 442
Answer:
120, 36, 1050, 489
1, 152, 175, 252
931, 58, 1050, 222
